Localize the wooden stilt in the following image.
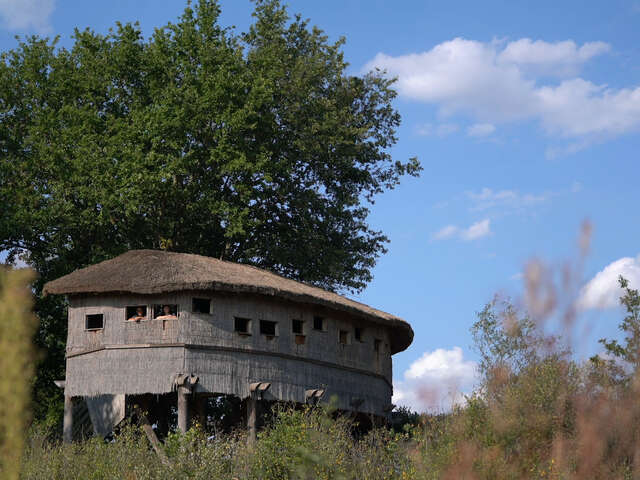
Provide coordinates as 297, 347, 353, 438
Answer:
63, 395, 73, 443
246, 396, 258, 445
246, 381, 270, 446
177, 384, 190, 433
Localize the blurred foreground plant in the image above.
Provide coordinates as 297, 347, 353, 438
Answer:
412, 225, 640, 479
0, 268, 37, 480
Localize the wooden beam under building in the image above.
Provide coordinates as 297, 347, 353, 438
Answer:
175, 374, 198, 433
247, 381, 271, 445
63, 394, 73, 444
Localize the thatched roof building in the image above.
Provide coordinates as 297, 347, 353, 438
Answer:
44, 249, 413, 353
45, 250, 413, 440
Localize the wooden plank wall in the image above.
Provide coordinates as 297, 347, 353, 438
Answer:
66, 291, 395, 414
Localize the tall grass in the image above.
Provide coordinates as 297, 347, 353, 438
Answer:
21, 407, 415, 480
0, 268, 37, 480
406, 224, 640, 479
17, 225, 640, 479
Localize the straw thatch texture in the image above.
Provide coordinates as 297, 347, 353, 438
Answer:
44, 250, 412, 353
186, 347, 391, 414
65, 290, 393, 379
65, 347, 184, 396
65, 346, 391, 415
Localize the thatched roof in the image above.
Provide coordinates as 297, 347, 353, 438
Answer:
44, 250, 413, 353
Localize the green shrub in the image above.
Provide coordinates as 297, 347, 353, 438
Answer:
20, 406, 419, 480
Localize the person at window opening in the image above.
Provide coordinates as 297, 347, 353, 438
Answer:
128, 306, 145, 322
156, 305, 177, 320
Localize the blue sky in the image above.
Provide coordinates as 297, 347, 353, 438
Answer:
2, 0, 640, 412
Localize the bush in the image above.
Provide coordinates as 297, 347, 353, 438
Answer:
20, 406, 417, 480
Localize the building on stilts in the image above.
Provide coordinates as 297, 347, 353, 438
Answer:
43, 250, 413, 442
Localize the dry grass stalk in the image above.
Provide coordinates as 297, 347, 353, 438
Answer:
0, 268, 37, 480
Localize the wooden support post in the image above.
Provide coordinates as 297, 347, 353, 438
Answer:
175, 374, 198, 434
246, 381, 270, 446
177, 384, 190, 433
246, 396, 258, 446
63, 395, 73, 443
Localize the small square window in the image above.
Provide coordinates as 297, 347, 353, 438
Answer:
339, 330, 349, 345
354, 327, 363, 342
234, 317, 251, 334
292, 319, 304, 334
313, 316, 325, 331
260, 320, 277, 336
86, 314, 104, 330
374, 338, 382, 352
192, 298, 211, 314
153, 304, 178, 319
126, 306, 147, 321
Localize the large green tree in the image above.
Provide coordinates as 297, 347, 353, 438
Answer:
0, 0, 419, 423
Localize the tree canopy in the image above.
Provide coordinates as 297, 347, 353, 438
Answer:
0, 0, 420, 421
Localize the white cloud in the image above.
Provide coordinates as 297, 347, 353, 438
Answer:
365, 38, 640, 142
433, 224, 458, 240
433, 219, 491, 241
462, 219, 491, 240
577, 255, 640, 310
497, 39, 610, 76
0, 0, 54, 33
416, 122, 459, 136
393, 347, 478, 412
467, 123, 496, 137
466, 187, 551, 212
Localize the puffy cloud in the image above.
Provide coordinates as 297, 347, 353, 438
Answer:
393, 347, 478, 412
433, 219, 491, 241
365, 38, 640, 141
0, 0, 55, 33
366, 39, 534, 122
535, 79, 640, 137
467, 123, 496, 137
577, 255, 640, 310
497, 39, 610, 76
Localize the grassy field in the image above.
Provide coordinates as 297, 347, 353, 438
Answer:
16, 380, 640, 480
7, 244, 640, 479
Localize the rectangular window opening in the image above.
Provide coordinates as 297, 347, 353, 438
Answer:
126, 306, 147, 321
234, 317, 251, 334
339, 330, 349, 345
292, 319, 304, 335
153, 304, 178, 319
260, 320, 277, 336
374, 338, 382, 352
354, 327, 363, 342
192, 298, 211, 314
313, 316, 325, 331
86, 314, 104, 330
